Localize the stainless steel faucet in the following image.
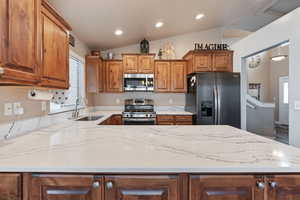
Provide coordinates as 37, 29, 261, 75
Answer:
71, 98, 80, 119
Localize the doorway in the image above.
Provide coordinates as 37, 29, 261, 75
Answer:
245, 42, 289, 144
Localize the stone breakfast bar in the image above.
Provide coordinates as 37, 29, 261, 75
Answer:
1, 112, 300, 200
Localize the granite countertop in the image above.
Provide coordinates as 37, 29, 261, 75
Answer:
0, 111, 300, 173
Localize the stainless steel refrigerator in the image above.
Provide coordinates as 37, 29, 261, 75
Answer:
185, 72, 241, 128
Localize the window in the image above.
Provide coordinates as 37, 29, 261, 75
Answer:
50, 53, 85, 113
283, 82, 289, 104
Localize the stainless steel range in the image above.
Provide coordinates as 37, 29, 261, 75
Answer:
122, 99, 156, 125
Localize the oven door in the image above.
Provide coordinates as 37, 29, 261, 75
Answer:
124, 74, 154, 92
123, 118, 156, 125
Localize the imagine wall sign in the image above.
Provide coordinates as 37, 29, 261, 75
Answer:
194, 43, 229, 51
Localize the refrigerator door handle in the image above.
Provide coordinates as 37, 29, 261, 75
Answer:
213, 84, 218, 125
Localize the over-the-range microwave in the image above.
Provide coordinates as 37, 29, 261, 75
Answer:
124, 74, 154, 92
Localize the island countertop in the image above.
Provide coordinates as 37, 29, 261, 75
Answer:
0, 111, 300, 173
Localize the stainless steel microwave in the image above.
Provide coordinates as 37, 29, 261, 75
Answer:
124, 74, 154, 92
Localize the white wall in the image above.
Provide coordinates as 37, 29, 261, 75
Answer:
101, 28, 239, 59
231, 7, 300, 147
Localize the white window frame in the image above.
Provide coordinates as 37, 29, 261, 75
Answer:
49, 50, 86, 114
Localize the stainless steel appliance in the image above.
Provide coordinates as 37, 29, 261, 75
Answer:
124, 74, 154, 92
122, 99, 156, 125
185, 72, 241, 128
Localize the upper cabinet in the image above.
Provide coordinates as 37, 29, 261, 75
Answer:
105, 60, 123, 93
40, 1, 71, 89
155, 60, 187, 93
184, 50, 233, 74
86, 56, 104, 93
0, 0, 71, 89
123, 54, 155, 74
0, 0, 41, 85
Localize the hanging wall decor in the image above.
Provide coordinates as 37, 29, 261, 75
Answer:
140, 38, 150, 53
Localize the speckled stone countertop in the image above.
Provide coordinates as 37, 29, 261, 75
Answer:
0, 111, 300, 173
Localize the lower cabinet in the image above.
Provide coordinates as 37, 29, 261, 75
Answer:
267, 175, 300, 200
190, 175, 265, 200
157, 115, 193, 125
100, 115, 122, 125
30, 174, 103, 200
0, 174, 21, 200
104, 175, 180, 200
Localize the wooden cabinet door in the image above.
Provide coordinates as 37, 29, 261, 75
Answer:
190, 175, 264, 200
267, 175, 300, 200
0, 0, 40, 84
86, 57, 99, 93
106, 61, 123, 93
212, 52, 233, 72
0, 174, 21, 200
194, 53, 212, 72
123, 55, 138, 73
40, 8, 69, 89
105, 175, 179, 200
138, 55, 154, 73
155, 61, 170, 92
31, 175, 103, 200
171, 61, 187, 93
185, 55, 193, 75
98, 59, 105, 92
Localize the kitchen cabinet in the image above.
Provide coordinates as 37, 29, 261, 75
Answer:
267, 175, 300, 200
86, 56, 105, 93
157, 115, 193, 125
40, 1, 71, 89
123, 54, 138, 73
190, 175, 264, 200
100, 115, 122, 125
155, 61, 171, 92
155, 60, 187, 93
105, 60, 123, 93
171, 61, 187, 92
31, 174, 103, 200
104, 175, 180, 200
0, 0, 41, 85
183, 50, 233, 74
123, 54, 155, 74
0, 174, 21, 200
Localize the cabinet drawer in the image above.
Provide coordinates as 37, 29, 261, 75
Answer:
157, 115, 175, 122
175, 115, 193, 122
175, 121, 193, 125
158, 122, 175, 125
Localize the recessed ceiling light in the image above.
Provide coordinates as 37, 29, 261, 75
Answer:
195, 13, 205, 20
155, 22, 164, 28
271, 55, 288, 62
114, 29, 123, 36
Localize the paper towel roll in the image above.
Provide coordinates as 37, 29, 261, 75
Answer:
28, 90, 53, 101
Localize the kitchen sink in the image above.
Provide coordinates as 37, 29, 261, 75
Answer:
76, 115, 104, 121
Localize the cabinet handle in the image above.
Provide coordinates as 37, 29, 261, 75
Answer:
92, 181, 100, 188
106, 181, 113, 190
269, 181, 278, 189
256, 182, 265, 190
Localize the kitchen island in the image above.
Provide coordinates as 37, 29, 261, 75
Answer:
1, 111, 300, 200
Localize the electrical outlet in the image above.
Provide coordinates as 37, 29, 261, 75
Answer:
4, 103, 13, 116
169, 98, 174, 104
116, 98, 120, 104
295, 101, 300, 110
13, 102, 23, 115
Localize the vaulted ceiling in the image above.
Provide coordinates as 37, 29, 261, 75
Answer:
48, 0, 300, 50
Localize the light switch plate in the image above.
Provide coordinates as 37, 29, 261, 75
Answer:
13, 102, 23, 115
295, 101, 300, 110
41, 101, 47, 112
4, 103, 13, 116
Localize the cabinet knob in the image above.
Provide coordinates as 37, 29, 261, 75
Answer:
269, 181, 278, 189
256, 182, 265, 190
106, 181, 114, 190
92, 181, 100, 188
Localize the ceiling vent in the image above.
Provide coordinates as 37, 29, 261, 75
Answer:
262, 0, 300, 17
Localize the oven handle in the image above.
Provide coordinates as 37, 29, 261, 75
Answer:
123, 118, 156, 122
